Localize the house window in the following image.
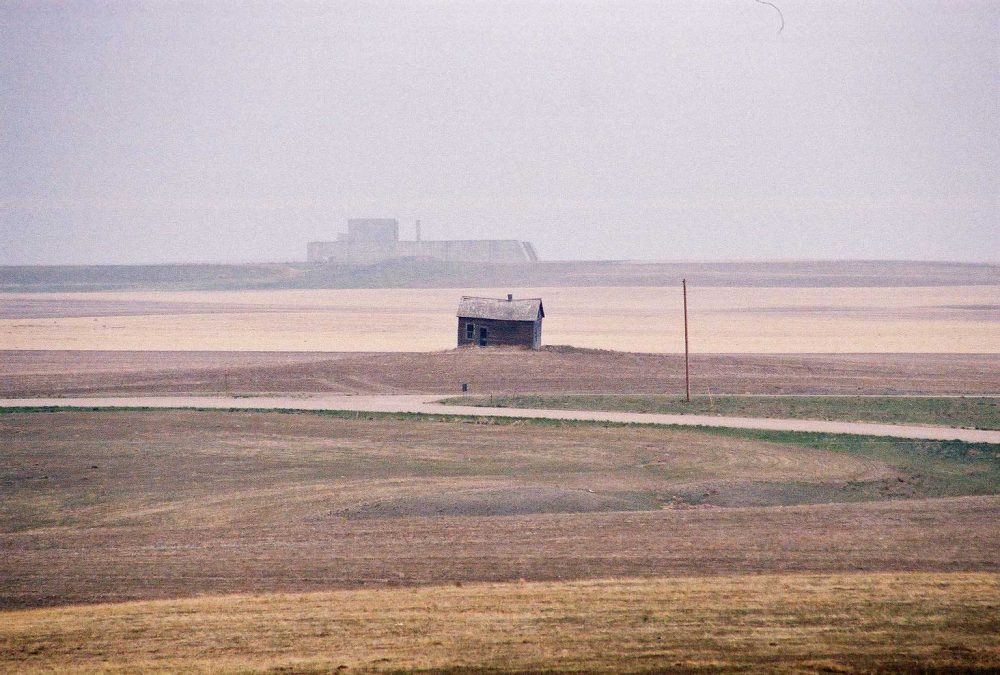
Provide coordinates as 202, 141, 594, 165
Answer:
478, 327, 488, 347
466, 323, 475, 339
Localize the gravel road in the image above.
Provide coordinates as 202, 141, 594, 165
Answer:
3, 395, 998, 443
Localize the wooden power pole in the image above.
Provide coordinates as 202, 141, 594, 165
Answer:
683, 278, 690, 402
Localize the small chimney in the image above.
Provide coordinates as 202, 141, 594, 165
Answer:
415, 219, 421, 242
507, 293, 513, 301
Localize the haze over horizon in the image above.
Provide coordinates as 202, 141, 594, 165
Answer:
2, 1, 997, 265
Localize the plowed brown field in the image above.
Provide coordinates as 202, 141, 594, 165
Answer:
2, 349, 997, 397
2, 410, 998, 609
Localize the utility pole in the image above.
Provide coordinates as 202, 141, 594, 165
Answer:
683, 278, 690, 402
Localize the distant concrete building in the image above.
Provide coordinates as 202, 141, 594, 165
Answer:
456, 294, 544, 349
343, 218, 399, 243
307, 218, 539, 264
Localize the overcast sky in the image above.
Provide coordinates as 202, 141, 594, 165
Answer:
1, 1, 997, 264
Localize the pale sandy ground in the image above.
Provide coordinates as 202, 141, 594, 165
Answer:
5, 395, 998, 442
1, 285, 997, 352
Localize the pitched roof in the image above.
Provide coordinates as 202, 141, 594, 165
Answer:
456, 296, 544, 321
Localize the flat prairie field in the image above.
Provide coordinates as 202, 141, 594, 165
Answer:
2, 285, 998, 352
3, 278, 998, 672
3, 409, 999, 671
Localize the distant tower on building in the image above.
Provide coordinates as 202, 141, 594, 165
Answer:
415, 219, 421, 242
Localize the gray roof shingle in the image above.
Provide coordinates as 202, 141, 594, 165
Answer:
456, 296, 544, 321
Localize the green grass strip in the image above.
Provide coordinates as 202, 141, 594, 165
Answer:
438, 394, 1000, 430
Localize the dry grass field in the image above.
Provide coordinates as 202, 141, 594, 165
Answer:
2, 285, 998, 352
3, 572, 998, 673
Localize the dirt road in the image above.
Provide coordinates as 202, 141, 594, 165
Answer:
4, 394, 998, 442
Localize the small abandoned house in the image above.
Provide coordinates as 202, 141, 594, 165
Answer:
456, 294, 544, 349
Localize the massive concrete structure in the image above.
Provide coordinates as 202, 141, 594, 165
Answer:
307, 219, 539, 264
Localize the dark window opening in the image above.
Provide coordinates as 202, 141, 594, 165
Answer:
478, 327, 488, 347
466, 323, 474, 339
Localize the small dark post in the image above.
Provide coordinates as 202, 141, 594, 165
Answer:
683, 279, 690, 403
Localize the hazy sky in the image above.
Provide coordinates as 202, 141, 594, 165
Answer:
2, 1, 997, 264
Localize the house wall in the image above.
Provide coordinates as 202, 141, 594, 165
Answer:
457, 317, 541, 349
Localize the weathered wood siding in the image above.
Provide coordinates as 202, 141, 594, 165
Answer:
457, 317, 541, 349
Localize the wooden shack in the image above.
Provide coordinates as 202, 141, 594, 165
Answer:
456, 294, 544, 349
